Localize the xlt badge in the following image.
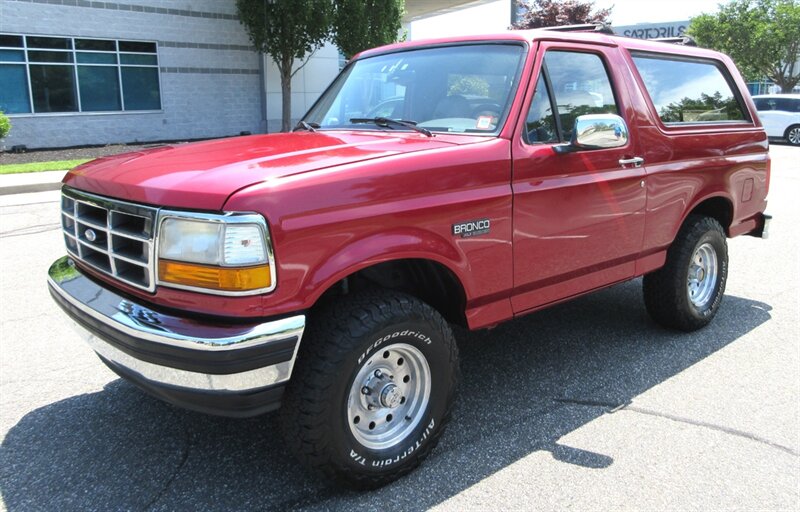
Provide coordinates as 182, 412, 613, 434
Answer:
452, 218, 490, 238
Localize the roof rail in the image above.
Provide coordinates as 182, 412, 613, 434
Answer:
649, 35, 698, 47
540, 23, 615, 35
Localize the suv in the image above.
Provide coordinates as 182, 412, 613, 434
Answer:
752, 93, 800, 146
48, 27, 771, 488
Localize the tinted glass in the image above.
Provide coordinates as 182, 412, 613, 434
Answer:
0, 64, 31, 113
78, 66, 121, 111
27, 36, 72, 49
28, 50, 73, 63
775, 98, 800, 112
0, 34, 24, 48
525, 73, 558, 144
30, 64, 77, 112
120, 53, 157, 65
77, 52, 117, 64
305, 44, 524, 135
544, 51, 618, 140
0, 49, 25, 62
632, 54, 746, 123
75, 38, 116, 51
121, 67, 161, 110
119, 41, 156, 53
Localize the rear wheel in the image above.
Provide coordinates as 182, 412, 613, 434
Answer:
280, 290, 459, 488
784, 124, 800, 146
643, 215, 728, 331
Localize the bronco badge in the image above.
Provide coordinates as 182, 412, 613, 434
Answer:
452, 218, 490, 238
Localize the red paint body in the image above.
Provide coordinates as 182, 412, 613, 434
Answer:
63, 31, 769, 329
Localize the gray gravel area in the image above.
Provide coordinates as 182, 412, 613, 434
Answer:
0, 146, 798, 511
0, 143, 177, 165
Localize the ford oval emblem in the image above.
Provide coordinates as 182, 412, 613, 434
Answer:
85, 228, 97, 242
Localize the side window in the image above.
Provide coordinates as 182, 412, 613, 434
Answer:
543, 51, 619, 140
776, 98, 800, 113
632, 53, 747, 124
525, 73, 558, 144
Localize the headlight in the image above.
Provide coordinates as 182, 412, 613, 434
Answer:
156, 212, 275, 295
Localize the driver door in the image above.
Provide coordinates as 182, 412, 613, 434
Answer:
510, 43, 647, 313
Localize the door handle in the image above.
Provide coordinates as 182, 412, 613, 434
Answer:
619, 156, 645, 167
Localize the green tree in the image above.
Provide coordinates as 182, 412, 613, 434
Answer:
236, 0, 332, 132
511, 0, 612, 29
332, 0, 404, 59
0, 111, 10, 140
689, 0, 800, 92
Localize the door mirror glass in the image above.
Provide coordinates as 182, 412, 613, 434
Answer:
572, 114, 629, 150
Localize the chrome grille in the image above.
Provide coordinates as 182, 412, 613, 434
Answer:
61, 187, 158, 292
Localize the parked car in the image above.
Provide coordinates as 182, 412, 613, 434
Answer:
752, 93, 800, 146
48, 26, 771, 488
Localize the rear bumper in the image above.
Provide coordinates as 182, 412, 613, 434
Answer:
749, 212, 772, 239
48, 256, 305, 417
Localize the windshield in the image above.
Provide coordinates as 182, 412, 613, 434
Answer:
304, 43, 525, 135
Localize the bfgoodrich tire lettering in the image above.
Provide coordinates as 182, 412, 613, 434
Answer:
280, 290, 459, 489
643, 215, 728, 331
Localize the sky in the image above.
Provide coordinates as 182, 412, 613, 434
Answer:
410, 0, 729, 40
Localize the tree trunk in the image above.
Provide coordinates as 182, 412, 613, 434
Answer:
280, 70, 292, 132
772, 74, 800, 94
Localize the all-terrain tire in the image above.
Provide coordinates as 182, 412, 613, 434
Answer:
280, 290, 459, 489
643, 215, 728, 331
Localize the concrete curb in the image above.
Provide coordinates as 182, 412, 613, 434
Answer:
0, 170, 67, 196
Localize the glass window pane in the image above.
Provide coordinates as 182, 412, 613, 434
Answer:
27, 36, 72, 50
120, 54, 157, 65
0, 64, 31, 113
78, 66, 121, 111
121, 67, 160, 110
28, 50, 73, 63
119, 41, 156, 53
632, 54, 746, 123
525, 73, 558, 144
544, 51, 619, 140
30, 64, 78, 112
77, 52, 117, 64
75, 39, 116, 51
0, 34, 24, 48
0, 49, 25, 62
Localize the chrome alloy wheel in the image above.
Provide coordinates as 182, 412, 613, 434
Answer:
346, 343, 431, 450
687, 242, 718, 308
788, 126, 800, 146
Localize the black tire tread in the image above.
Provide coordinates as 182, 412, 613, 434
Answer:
643, 214, 727, 331
280, 289, 459, 489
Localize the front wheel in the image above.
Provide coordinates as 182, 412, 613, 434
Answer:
784, 124, 800, 146
643, 215, 728, 331
280, 290, 459, 488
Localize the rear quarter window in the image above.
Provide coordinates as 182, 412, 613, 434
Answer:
631, 52, 748, 124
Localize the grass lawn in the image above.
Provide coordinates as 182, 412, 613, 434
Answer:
0, 159, 92, 175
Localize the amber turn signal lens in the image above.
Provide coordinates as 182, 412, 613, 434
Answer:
158, 260, 271, 291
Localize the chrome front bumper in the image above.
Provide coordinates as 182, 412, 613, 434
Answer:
47, 256, 305, 417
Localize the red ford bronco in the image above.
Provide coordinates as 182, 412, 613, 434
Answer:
48, 26, 771, 487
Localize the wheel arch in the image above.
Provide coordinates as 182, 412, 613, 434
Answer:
313, 256, 469, 327
683, 194, 735, 237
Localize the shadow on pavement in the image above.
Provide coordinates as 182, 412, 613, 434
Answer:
0, 280, 772, 511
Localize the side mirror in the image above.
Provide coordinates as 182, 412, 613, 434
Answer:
554, 114, 629, 153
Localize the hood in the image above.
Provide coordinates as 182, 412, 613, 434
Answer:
63, 132, 473, 210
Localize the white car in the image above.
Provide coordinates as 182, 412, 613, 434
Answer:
752, 94, 800, 146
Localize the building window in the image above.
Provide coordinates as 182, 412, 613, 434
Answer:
0, 34, 161, 115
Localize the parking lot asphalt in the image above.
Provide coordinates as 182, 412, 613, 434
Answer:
0, 145, 798, 511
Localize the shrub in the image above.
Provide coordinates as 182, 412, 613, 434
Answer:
0, 111, 11, 139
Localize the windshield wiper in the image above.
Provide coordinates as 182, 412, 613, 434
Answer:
349, 117, 432, 137
293, 121, 320, 132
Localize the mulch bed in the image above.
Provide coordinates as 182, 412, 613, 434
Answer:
0, 143, 172, 165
